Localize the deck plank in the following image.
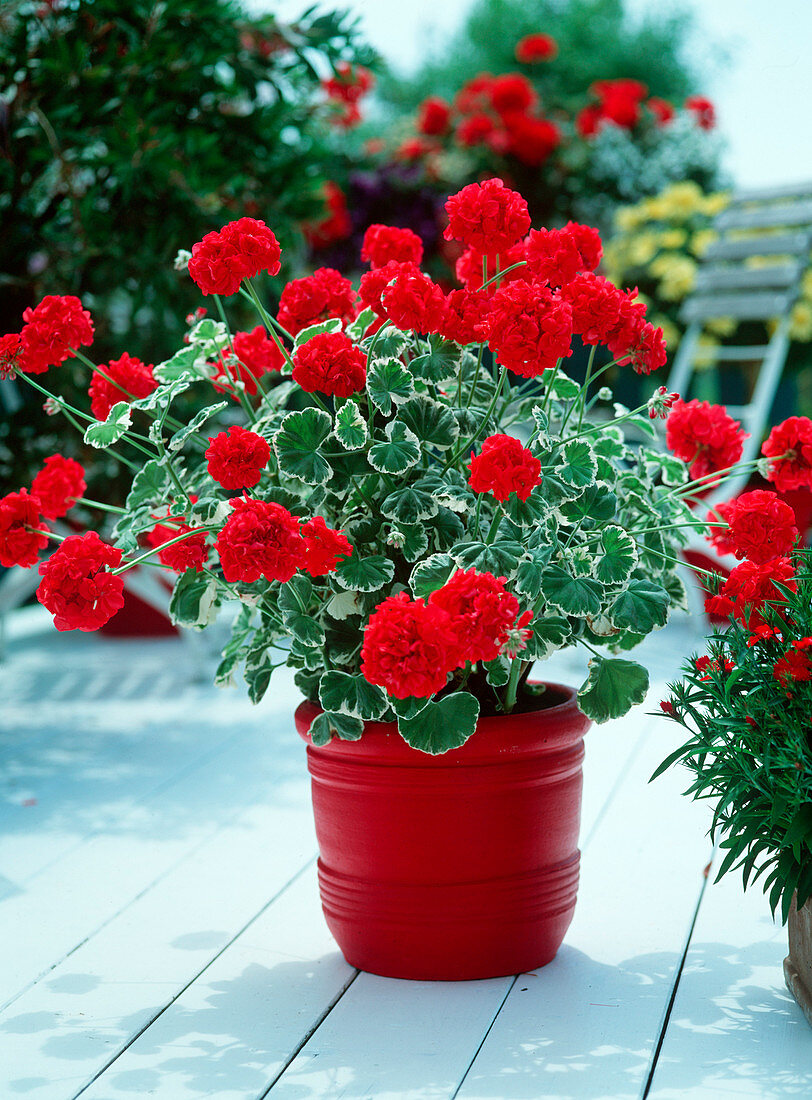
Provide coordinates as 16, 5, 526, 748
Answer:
647, 870, 812, 1098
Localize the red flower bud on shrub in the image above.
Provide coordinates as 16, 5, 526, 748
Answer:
206, 426, 271, 490
468, 434, 542, 502
0, 489, 48, 568
36, 531, 125, 632
215, 498, 304, 584
188, 218, 281, 296
31, 454, 86, 520
292, 332, 367, 398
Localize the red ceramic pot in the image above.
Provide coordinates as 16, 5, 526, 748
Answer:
295, 682, 590, 981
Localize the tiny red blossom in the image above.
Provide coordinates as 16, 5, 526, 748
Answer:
515, 33, 558, 63
30, 454, 86, 520
761, 416, 812, 492
623, 321, 667, 376
659, 699, 675, 715
360, 592, 458, 699
479, 280, 573, 378
705, 500, 738, 556
468, 434, 542, 502
416, 96, 452, 135
685, 95, 715, 129
292, 332, 367, 397
322, 61, 374, 104
206, 426, 270, 490
704, 557, 796, 629
648, 97, 675, 125
36, 531, 124, 632
576, 104, 603, 138
773, 649, 812, 687
444, 178, 531, 255
146, 516, 208, 573
0, 489, 48, 568
361, 225, 424, 269
215, 498, 304, 584
188, 218, 281, 296
722, 490, 798, 564
18, 295, 94, 374
666, 399, 747, 482
89, 353, 157, 421
429, 569, 523, 665
0, 333, 23, 379
301, 516, 353, 577
277, 268, 357, 336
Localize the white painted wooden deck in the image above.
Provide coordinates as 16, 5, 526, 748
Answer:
1, 607, 810, 1099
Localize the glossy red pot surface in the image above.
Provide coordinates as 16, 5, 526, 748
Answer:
295, 682, 590, 981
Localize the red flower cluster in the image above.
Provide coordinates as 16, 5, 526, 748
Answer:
213, 326, 284, 398
666, 399, 747, 481
215, 498, 304, 584
429, 569, 525, 663
416, 97, 452, 136
577, 78, 648, 135
685, 95, 715, 130
648, 96, 675, 125
705, 500, 738, 556
773, 649, 812, 688
37, 531, 125, 632
89, 353, 157, 421
439, 289, 492, 346
304, 182, 352, 251
524, 222, 602, 286
206, 426, 270, 490
292, 332, 367, 397
361, 224, 424, 268
146, 515, 208, 573
322, 61, 374, 128
277, 268, 357, 336
480, 279, 573, 377
0, 333, 23, 379
359, 260, 406, 316
561, 272, 621, 344
719, 490, 798, 564
761, 416, 812, 491
502, 114, 561, 166
301, 516, 353, 577
448, 73, 562, 166
468, 434, 542, 502
444, 178, 531, 255
31, 454, 86, 520
705, 557, 796, 629
515, 33, 558, 63
188, 218, 281, 296
0, 489, 48, 568
380, 266, 446, 334
361, 592, 459, 699
15, 295, 94, 375
454, 243, 527, 294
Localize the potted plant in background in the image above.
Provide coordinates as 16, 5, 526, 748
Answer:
656, 447, 812, 1022
3, 176, 779, 981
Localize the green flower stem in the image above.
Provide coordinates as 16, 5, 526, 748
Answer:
447, 365, 507, 472
485, 505, 504, 544
637, 542, 716, 579
672, 458, 761, 499
465, 342, 486, 410
366, 319, 392, 358
539, 359, 562, 420
69, 346, 186, 435
30, 526, 69, 544
74, 497, 126, 514
211, 295, 258, 424
576, 344, 598, 431
241, 282, 294, 343
473, 493, 483, 539
112, 524, 219, 575
563, 399, 652, 443
479, 259, 528, 292
503, 655, 524, 713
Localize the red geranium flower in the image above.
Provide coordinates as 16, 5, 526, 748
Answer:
503, 114, 561, 166
0, 489, 48, 568
146, 515, 208, 573
215, 498, 304, 584
206, 425, 270, 490
359, 260, 411, 316
515, 33, 558, 63
30, 454, 86, 520
277, 268, 357, 336
444, 178, 531, 255
89, 353, 157, 421
622, 321, 667, 376
304, 182, 351, 251
301, 516, 353, 577
213, 326, 284, 398
704, 557, 796, 629
720, 490, 798, 563
705, 500, 738, 556
292, 332, 367, 397
416, 96, 452, 135
773, 649, 812, 688
361, 225, 424, 269
36, 531, 125, 632
479, 279, 573, 378
468, 434, 542, 502
454, 73, 496, 114
489, 73, 537, 115
665, 399, 747, 481
0, 333, 24, 379
322, 61, 374, 104
455, 112, 497, 147
439, 289, 492, 346
560, 272, 622, 345
648, 96, 675, 125
685, 95, 715, 129
380, 266, 446, 334
18, 295, 94, 374
761, 416, 812, 491
188, 218, 281, 296
429, 568, 523, 664
590, 78, 648, 129
524, 222, 602, 287
360, 592, 458, 699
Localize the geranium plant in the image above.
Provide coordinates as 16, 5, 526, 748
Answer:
3, 177, 772, 754
656, 542, 812, 923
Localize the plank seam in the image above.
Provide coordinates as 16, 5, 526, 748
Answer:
69, 855, 317, 1100
449, 976, 519, 1100
640, 850, 714, 1099
255, 969, 360, 1099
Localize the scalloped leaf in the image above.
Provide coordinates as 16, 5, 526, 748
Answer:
556, 438, 598, 489
381, 486, 439, 525
595, 526, 638, 585
399, 394, 459, 450
368, 420, 421, 474
153, 345, 202, 383
578, 656, 649, 724
387, 523, 429, 562
292, 317, 343, 349
319, 671, 388, 720
309, 710, 364, 745
168, 401, 228, 452
274, 408, 333, 485
524, 614, 570, 660
83, 401, 132, 448
369, 327, 409, 359
410, 553, 457, 598
333, 399, 368, 450
451, 540, 523, 579
397, 692, 480, 755
169, 571, 219, 630
334, 554, 395, 593
346, 307, 377, 341
541, 565, 603, 616
609, 579, 669, 632
410, 334, 461, 382
366, 357, 414, 414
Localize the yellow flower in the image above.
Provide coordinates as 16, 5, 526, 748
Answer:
705, 316, 737, 337
650, 253, 697, 300
615, 205, 645, 232
628, 232, 659, 266
702, 191, 731, 216
659, 229, 688, 249
789, 301, 812, 342
658, 181, 704, 220
690, 229, 717, 257
800, 268, 812, 300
